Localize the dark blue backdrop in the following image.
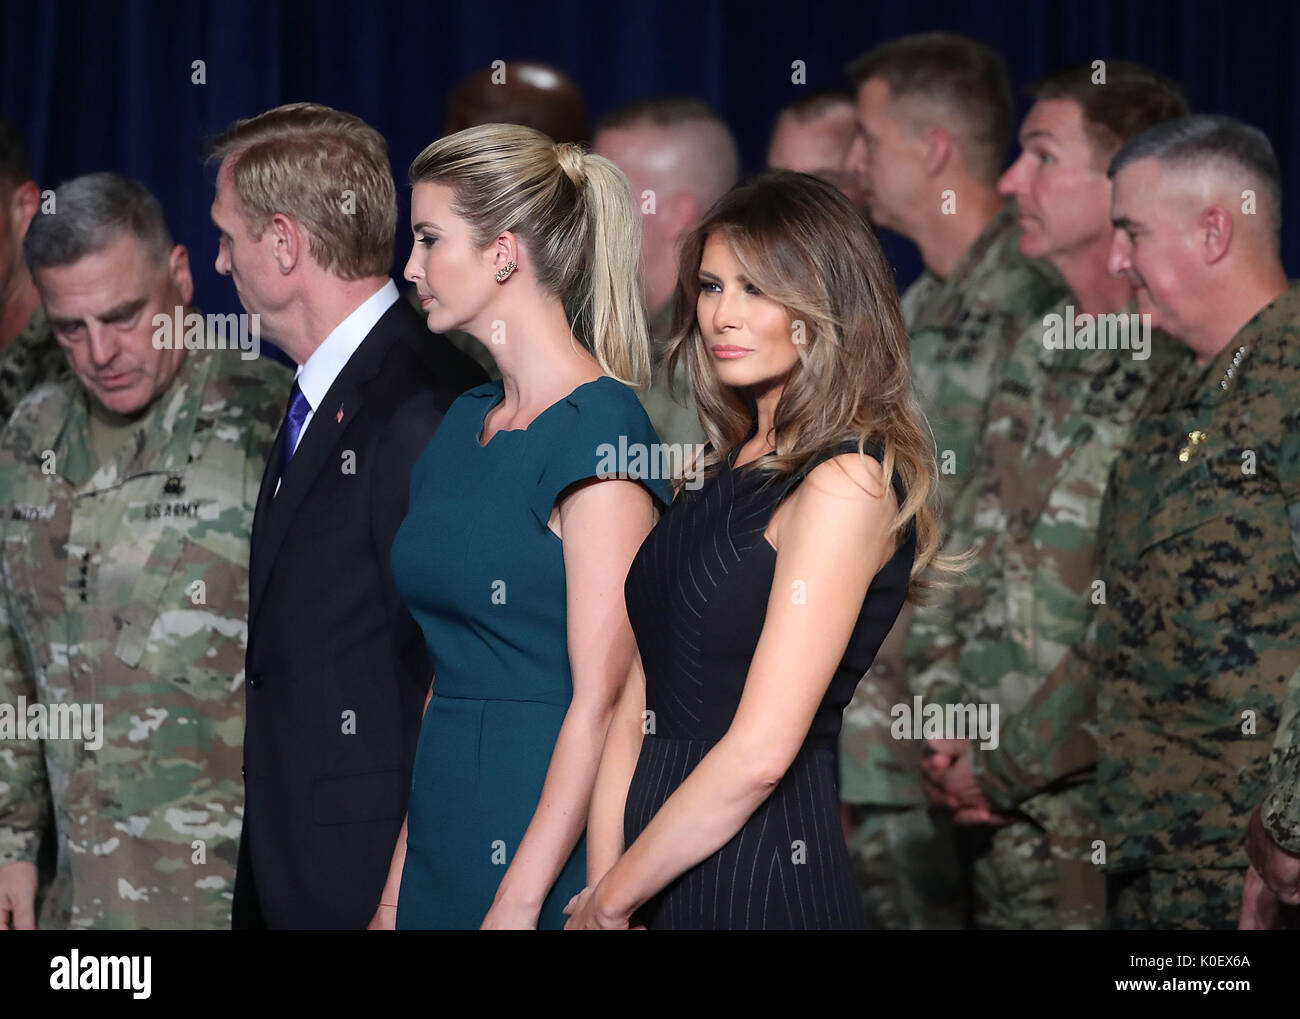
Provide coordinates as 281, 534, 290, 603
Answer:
4, 0, 1298, 316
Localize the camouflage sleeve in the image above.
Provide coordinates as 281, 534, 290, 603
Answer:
971, 626, 1097, 810
969, 458, 1119, 809
0, 537, 50, 866
905, 584, 964, 706
905, 478, 978, 708
839, 605, 926, 805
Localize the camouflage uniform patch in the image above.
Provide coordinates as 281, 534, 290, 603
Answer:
0, 306, 68, 425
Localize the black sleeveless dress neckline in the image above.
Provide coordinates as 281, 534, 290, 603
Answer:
622, 432, 916, 929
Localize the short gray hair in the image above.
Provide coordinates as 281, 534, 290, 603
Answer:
24, 172, 173, 273
846, 32, 1014, 185
1108, 114, 1282, 239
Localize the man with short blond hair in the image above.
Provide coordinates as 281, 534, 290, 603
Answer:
208, 102, 485, 929
207, 102, 397, 283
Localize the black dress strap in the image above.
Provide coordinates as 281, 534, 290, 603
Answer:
784, 437, 909, 511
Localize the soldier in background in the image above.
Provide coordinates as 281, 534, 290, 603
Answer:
837, 31, 1065, 928
593, 97, 739, 449
767, 89, 870, 210
919, 62, 1189, 929
1097, 116, 1300, 928
443, 59, 588, 145
0, 173, 287, 929
0, 116, 66, 421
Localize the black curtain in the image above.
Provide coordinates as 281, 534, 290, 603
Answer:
5, 0, 1298, 317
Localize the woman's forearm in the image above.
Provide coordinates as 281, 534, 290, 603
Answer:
585, 661, 646, 883
595, 736, 782, 920
491, 697, 618, 914
379, 814, 408, 904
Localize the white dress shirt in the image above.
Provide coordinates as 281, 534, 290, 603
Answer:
275, 279, 399, 495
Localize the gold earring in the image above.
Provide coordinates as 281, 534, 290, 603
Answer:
495, 260, 517, 283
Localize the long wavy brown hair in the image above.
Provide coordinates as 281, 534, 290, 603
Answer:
664, 170, 957, 594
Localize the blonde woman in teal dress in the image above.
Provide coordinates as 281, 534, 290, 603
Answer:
368, 124, 674, 930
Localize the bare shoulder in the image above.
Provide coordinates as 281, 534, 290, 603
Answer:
768, 451, 897, 552
801, 451, 891, 505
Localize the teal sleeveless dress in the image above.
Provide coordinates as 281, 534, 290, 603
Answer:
391, 376, 674, 929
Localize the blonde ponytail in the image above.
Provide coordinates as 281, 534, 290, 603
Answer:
410, 125, 651, 387
567, 151, 651, 387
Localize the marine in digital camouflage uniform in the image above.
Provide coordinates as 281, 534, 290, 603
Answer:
839, 202, 1065, 928
947, 303, 1188, 928
0, 339, 287, 929
0, 305, 67, 425
1097, 282, 1300, 929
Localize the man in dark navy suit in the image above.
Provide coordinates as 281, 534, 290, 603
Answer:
208, 103, 485, 929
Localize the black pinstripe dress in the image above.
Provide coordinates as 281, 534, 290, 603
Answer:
622, 435, 914, 930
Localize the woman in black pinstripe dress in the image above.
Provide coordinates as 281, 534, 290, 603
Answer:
565, 171, 952, 930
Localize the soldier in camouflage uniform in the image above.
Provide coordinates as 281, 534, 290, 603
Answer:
838, 33, 1065, 927
0, 115, 67, 423
1094, 117, 1300, 929
918, 64, 1190, 929
897, 207, 1065, 520
0, 173, 287, 929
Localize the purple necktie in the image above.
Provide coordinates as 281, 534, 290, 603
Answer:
281, 380, 311, 473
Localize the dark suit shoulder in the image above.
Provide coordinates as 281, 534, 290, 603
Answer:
381, 299, 488, 413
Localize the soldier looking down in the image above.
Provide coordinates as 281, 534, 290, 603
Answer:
0, 172, 287, 929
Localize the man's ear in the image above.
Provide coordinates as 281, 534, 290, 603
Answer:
921, 126, 952, 178
10, 181, 40, 240
169, 244, 195, 306
269, 213, 300, 273
1201, 204, 1232, 265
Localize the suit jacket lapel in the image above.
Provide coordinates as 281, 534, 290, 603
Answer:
248, 315, 398, 630
249, 413, 287, 625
